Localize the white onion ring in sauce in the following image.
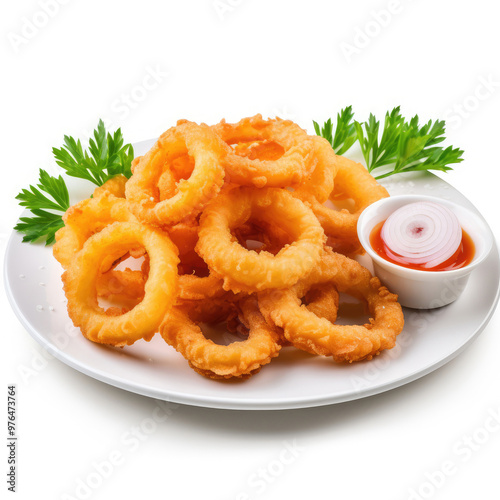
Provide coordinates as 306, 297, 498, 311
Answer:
381, 201, 462, 268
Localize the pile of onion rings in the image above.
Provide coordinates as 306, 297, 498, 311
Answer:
55, 115, 403, 379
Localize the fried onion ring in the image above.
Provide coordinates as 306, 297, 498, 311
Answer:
302, 283, 340, 324
292, 136, 338, 203
212, 115, 316, 188
125, 121, 226, 226
96, 254, 150, 304
63, 221, 179, 346
92, 175, 128, 199
296, 155, 389, 254
53, 194, 137, 270
160, 296, 282, 379
166, 222, 226, 301
233, 219, 293, 256
258, 248, 404, 362
196, 187, 326, 293
54, 189, 148, 304
130, 156, 143, 174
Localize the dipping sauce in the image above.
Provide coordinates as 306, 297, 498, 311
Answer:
370, 220, 475, 271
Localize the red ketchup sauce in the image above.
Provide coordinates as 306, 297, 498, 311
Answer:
370, 220, 475, 272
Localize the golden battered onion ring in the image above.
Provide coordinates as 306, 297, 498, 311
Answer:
97, 270, 145, 300
96, 254, 150, 303
233, 139, 285, 161
158, 168, 178, 201
233, 219, 293, 256
212, 115, 316, 188
96, 270, 146, 311
293, 136, 338, 203
258, 248, 404, 362
55, 186, 146, 304
53, 194, 137, 270
303, 283, 339, 324
196, 187, 326, 293
166, 222, 200, 256
63, 221, 179, 346
92, 175, 128, 199
130, 156, 142, 174
177, 273, 227, 301
259, 283, 340, 348
156, 152, 196, 202
296, 155, 389, 254
125, 121, 226, 226
166, 222, 226, 301
160, 296, 282, 379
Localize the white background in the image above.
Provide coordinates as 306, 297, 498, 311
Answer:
1, 1, 500, 499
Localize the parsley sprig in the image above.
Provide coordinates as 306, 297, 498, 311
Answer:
53, 120, 134, 185
313, 106, 357, 156
14, 170, 69, 244
15, 120, 134, 245
314, 106, 464, 179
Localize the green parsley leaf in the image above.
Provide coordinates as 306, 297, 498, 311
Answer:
52, 119, 134, 186
15, 120, 134, 245
14, 169, 69, 245
314, 106, 357, 156
14, 211, 66, 245
314, 106, 464, 179
371, 112, 464, 179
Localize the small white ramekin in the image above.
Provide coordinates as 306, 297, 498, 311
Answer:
357, 195, 493, 309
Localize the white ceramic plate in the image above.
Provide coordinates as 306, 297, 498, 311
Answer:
5, 142, 500, 410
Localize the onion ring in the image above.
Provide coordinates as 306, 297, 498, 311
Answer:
92, 175, 128, 199
381, 201, 462, 268
292, 136, 338, 203
258, 248, 404, 362
166, 222, 226, 301
233, 219, 293, 256
212, 115, 316, 188
96, 269, 145, 300
295, 155, 389, 254
54, 188, 147, 304
262, 283, 340, 348
160, 296, 282, 379
130, 156, 142, 174
63, 221, 179, 346
53, 193, 137, 270
196, 186, 326, 293
96, 254, 150, 304
125, 120, 226, 226
302, 283, 340, 324
233, 139, 285, 161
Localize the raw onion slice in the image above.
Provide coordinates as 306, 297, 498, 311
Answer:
381, 201, 462, 268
